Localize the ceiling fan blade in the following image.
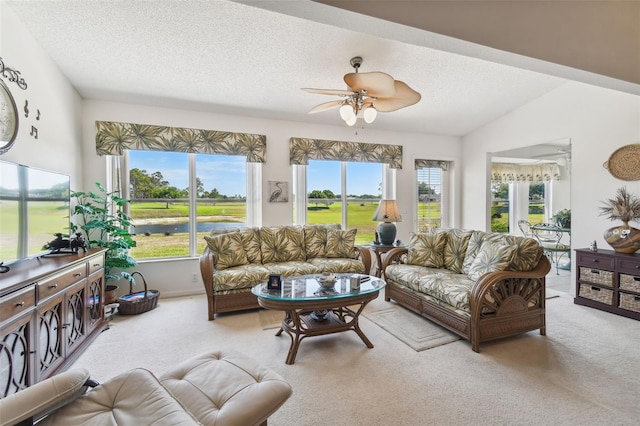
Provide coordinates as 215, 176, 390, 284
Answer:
370, 81, 421, 112
344, 72, 396, 97
308, 100, 344, 114
302, 88, 354, 96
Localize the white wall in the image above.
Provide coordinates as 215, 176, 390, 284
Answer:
1, 3, 83, 184
463, 81, 640, 293
82, 100, 462, 297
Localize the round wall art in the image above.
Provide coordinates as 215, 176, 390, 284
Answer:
603, 143, 640, 181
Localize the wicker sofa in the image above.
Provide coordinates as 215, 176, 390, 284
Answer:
200, 224, 372, 320
381, 228, 551, 352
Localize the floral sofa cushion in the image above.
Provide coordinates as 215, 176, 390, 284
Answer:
262, 261, 320, 277
204, 233, 248, 270
326, 228, 357, 258
238, 227, 262, 264
467, 240, 518, 281
307, 258, 366, 274
260, 226, 306, 263
304, 224, 340, 259
212, 264, 269, 291
406, 232, 446, 268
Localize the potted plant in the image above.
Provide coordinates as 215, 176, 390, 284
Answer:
552, 208, 571, 229
70, 182, 137, 303
598, 186, 640, 253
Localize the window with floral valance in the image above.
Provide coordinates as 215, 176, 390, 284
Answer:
491, 163, 561, 183
415, 159, 449, 171
95, 121, 266, 162
289, 137, 403, 169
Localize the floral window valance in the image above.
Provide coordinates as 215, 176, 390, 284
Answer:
415, 159, 450, 171
491, 162, 561, 183
95, 121, 267, 163
289, 137, 403, 169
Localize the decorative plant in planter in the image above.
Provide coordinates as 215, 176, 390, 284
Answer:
598, 186, 640, 253
552, 208, 571, 229
70, 182, 137, 303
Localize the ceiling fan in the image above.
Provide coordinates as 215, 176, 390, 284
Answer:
302, 56, 421, 126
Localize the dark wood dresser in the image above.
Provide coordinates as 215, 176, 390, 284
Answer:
574, 248, 640, 320
0, 249, 106, 398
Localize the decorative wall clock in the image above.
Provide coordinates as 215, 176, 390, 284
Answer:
0, 78, 18, 155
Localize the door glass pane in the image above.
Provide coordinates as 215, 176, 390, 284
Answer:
195, 154, 246, 254
307, 160, 342, 226
129, 150, 190, 259
346, 162, 381, 244
417, 167, 442, 231
528, 182, 545, 225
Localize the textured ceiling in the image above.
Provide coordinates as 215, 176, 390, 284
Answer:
6, 0, 570, 136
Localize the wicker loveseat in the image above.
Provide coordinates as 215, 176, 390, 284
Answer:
381, 228, 551, 352
200, 225, 372, 320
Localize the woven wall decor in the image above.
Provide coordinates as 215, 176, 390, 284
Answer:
603, 143, 640, 181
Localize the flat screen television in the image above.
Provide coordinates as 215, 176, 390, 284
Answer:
0, 160, 71, 265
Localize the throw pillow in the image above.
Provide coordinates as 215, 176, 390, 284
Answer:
260, 226, 306, 263
467, 240, 517, 281
304, 224, 339, 259
326, 228, 357, 258
406, 232, 446, 268
204, 233, 249, 270
238, 227, 262, 264
441, 229, 473, 273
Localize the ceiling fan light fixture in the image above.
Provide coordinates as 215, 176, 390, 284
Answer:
346, 115, 357, 126
340, 104, 355, 121
363, 106, 377, 124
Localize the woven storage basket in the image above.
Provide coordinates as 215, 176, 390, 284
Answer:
619, 293, 640, 313
619, 274, 640, 293
579, 267, 614, 287
117, 271, 159, 315
578, 284, 613, 305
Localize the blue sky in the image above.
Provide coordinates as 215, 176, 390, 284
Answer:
129, 151, 382, 197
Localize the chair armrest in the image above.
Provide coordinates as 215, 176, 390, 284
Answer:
380, 247, 408, 278
354, 246, 372, 274
199, 247, 216, 297
0, 369, 91, 426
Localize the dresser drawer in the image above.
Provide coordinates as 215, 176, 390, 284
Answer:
578, 267, 614, 288
619, 293, 640, 314
38, 264, 87, 300
88, 256, 104, 275
576, 252, 615, 269
616, 256, 640, 275
620, 274, 640, 293
578, 284, 614, 305
0, 286, 36, 322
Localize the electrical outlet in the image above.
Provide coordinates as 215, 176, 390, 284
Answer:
192, 273, 198, 282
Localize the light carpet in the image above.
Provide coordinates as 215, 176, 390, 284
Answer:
258, 308, 284, 329
363, 303, 460, 351
71, 291, 640, 426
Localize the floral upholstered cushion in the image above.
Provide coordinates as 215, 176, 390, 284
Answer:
204, 233, 249, 270
326, 228, 357, 258
508, 236, 543, 272
405, 232, 446, 268
439, 228, 473, 273
260, 226, 306, 263
462, 231, 517, 274
238, 227, 262, 264
212, 264, 269, 291
304, 224, 340, 259
467, 240, 517, 281
307, 258, 366, 274
417, 273, 476, 312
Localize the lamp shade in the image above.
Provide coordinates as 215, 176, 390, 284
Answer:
372, 200, 402, 223
372, 200, 402, 245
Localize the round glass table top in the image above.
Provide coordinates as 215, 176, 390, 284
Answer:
252, 274, 385, 302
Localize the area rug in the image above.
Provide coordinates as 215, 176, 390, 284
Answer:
363, 304, 460, 351
258, 309, 284, 330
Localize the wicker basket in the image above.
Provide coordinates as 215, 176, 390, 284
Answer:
619, 293, 640, 313
619, 274, 640, 293
579, 267, 614, 287
578, 284, 613, 305
117, 271, 159, 315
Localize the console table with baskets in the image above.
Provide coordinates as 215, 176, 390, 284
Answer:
574, 248, 640, 320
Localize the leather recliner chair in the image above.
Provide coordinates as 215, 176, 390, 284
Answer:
0, 349, 292, 426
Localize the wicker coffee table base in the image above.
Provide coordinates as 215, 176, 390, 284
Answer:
258, 292, 379, 365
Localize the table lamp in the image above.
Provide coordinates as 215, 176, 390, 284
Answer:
372, 199, 402, 245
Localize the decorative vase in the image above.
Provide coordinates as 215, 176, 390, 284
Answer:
603, 223, 640, 253
105, 284, 119, 305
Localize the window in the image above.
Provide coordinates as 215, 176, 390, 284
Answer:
416, 164, 448, 231
125, 150, 251, 260
302, 160, 383, 244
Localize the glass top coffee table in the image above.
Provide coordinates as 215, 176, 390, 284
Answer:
252, 274, 386, 364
